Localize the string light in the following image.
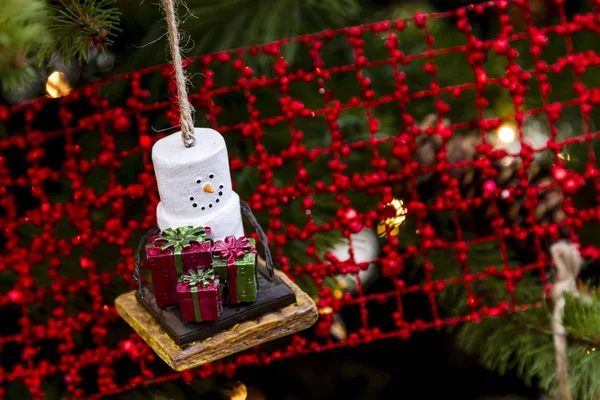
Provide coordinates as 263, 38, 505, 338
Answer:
377, 198, 407, 237
498, 125, 516, 143
46, 71, 72, 98
222, 381, 248, 400
558, 153, 571, 161
318, 306, 333, 315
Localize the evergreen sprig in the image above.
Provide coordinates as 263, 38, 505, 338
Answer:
0, 0, 121, 93
43, 0, 121, 63
563, 289, 600, 343
457, 289, 600, 399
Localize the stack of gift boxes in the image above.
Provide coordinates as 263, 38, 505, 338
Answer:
145, 226, 258, 323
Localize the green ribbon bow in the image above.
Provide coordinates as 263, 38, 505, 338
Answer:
153, 226, 208, 275
178, 268, 219, 322
178, 268, 218, 288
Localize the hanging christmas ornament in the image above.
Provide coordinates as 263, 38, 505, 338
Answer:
115, 0, 317, 372
326, 227, 379, 341
331, 227, 380, 295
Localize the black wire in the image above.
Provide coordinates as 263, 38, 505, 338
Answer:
240, 200, 274, 279
134, 227, 160, 298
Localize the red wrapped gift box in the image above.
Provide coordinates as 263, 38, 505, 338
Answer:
177, 269, 223, 323
145, 226, 213, 308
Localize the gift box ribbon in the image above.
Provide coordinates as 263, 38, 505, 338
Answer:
214, 236, 257, 303
153, 226, 209, 275
213, 236, 256, 265
178, 268, 218, 322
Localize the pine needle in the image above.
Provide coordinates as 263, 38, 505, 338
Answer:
456, 290, 600, 399
43, 0, 122, 63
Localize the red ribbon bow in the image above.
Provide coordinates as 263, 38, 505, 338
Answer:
213, 236, 256, 265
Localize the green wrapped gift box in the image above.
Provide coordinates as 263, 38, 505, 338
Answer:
212, 236, 258, 305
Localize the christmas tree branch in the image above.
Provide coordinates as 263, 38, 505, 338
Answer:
563, 290, 600, 347
43, 0, 121, 62
456, 289, 600, 400
0, 0, 120, 93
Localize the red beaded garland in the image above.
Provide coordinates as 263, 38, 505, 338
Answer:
1, 1, 600, 398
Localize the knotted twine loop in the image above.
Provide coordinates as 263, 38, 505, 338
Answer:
550, 241, 591, 400
161, 0, 195, 147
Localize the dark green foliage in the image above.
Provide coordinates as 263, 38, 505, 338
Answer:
119, 0, 362, 74
564, 290, 600, 342
457, 310, 557, 388
457, 290, 600, 400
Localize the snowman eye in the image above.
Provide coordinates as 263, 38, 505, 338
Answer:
209, 174, 214, 179
196, 179, 201, 184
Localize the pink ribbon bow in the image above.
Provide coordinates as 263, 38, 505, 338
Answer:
213, 236, 256, 265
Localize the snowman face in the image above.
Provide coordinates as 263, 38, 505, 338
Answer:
189, 173, 225, 211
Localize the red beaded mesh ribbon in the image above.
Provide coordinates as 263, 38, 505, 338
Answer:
2, 0, 600, 398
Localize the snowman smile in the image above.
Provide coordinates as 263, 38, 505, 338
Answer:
189, 176, 225, 211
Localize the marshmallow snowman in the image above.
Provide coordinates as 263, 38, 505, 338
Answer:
152, 128, 244, 240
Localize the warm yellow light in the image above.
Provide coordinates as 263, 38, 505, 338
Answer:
224, 382, 248, 400
46, 71, 72, 98
558, 153, 571, 161
498, 125, 516, 143
319, 306, 333, 315
377, 198, 407, 237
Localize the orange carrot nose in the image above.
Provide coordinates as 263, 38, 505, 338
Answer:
203, 183, 214, 193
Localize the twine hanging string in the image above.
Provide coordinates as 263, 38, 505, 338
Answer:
550, 241, 591, 400
161, 0, 195, 147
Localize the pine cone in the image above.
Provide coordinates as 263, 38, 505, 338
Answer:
388, 115, 566, 241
